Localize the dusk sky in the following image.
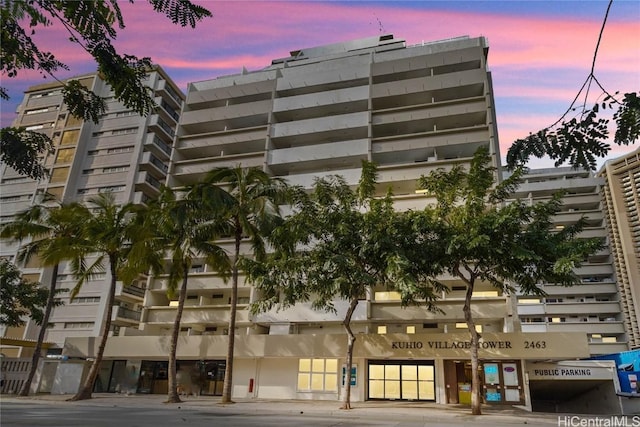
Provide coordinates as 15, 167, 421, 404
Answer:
1, 0, 638, 167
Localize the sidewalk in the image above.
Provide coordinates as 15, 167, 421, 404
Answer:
0, 392, 561, 425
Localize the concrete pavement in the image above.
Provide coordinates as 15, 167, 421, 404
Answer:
0, 393, 560, 425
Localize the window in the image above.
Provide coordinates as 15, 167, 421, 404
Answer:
112, 127, 138, 136
49, 167, 69, 183
406, 326, 416, 334
82, 169, 95, 175
26, 107, 51, 115
87, 150, 100, 156
519, 298, 541, 304
377, 325, 387, 334
72, 296, 100, 303
297, 358, 338, 392
64, 322, 94, 329
55, 148, 75, 164
375, 291, 401, 301
60, 130, 79, 146
98, 185, 125, 193
107, 146, 134, 154
89, 273, 106, 281
102, 166, 129, 173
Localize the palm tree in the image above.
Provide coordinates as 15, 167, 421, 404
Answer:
1, 199, 86, 396
203, 166, 288, 404
67, 192, 151, 401
145, 185, 231, 403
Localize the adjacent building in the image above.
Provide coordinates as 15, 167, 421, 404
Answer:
0, 68, 184, 370
598, 148, 640, 350
509, 167, 628, 355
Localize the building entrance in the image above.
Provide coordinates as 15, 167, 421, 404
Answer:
444, 360, 524, 404
367, 360, 435, 401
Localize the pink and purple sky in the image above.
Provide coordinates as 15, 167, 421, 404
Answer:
1, 0, 638, 167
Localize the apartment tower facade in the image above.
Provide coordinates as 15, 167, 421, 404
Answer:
0, 68, 183, 371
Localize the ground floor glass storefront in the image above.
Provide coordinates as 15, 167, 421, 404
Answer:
97, 360, 226, 396
368, 360, 435, 401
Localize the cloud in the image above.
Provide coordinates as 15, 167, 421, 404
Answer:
2, 0, 638, 168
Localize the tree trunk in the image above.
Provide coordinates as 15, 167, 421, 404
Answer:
221, 220, 241, 404
463, 279, 482, 415
19, 263, 59, 396
68, 259, 118, 401
166, 265, 189, 403
340, 297, 359, 410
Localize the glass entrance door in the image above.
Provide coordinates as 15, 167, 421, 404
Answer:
368, 361, 435, 401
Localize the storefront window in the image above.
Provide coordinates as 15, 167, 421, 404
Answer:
297, 358, 338, 392
368, 361, 435, 401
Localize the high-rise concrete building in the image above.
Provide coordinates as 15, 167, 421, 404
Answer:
53, 35, 595, 408
509, 167, 628, 355
4, 35, 623, 411
598, 148, 640, 350
0, 68, 183, 366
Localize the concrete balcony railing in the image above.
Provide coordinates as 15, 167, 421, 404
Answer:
588, 342, 630, 355
546, 322, 626, 334
544, 302, 621, 315
528, 283, 619, 296
145, 305, 250, 325
370, 299, 508, 321
270, 111, 368, 140
181, 99, 272, 129
148, 274, 247, 292
268, 139, 368, 169
273, 86, 369, 113
112, 306, 142, 322
254, 300, 368, 323
176, 127, 266, 159
171, 152, 264, 184
371, 68, 486, 100
115, 283, 146, 300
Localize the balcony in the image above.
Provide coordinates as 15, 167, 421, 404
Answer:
546, 321, 626, 334
156, 80, 183, 109
176, 127, 266, 159
270, 111, 368, 143
112, 306, 142, 323
143, 133, 173, 160
171, 152, 264, 185
139, 152, 169, 178
273, 86, 368, 120
370, 299, 507, 321
135, 171, 163, 194
372, 100, 487, 139
180, 99, 271, 135
148, 115, 175, 143
115, 283, 146, 301
145, 305, 250, 325
268, 139, 368, 175
544, 302, 621, 315
148, 274, 247, 292
254, 300, 368, 324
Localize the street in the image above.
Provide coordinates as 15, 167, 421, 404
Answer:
0, 401, 554, 427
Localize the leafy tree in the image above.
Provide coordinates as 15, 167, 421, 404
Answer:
506, 0, 639, 171
142, 185, 231, 403
247, 163, 444, 409
0, 258, 49, 327
414, 147, 603, 415
202, 166, 288, 404
66, 193, 152, 401
0, 0, 212, 179
0, 199, 84, 396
